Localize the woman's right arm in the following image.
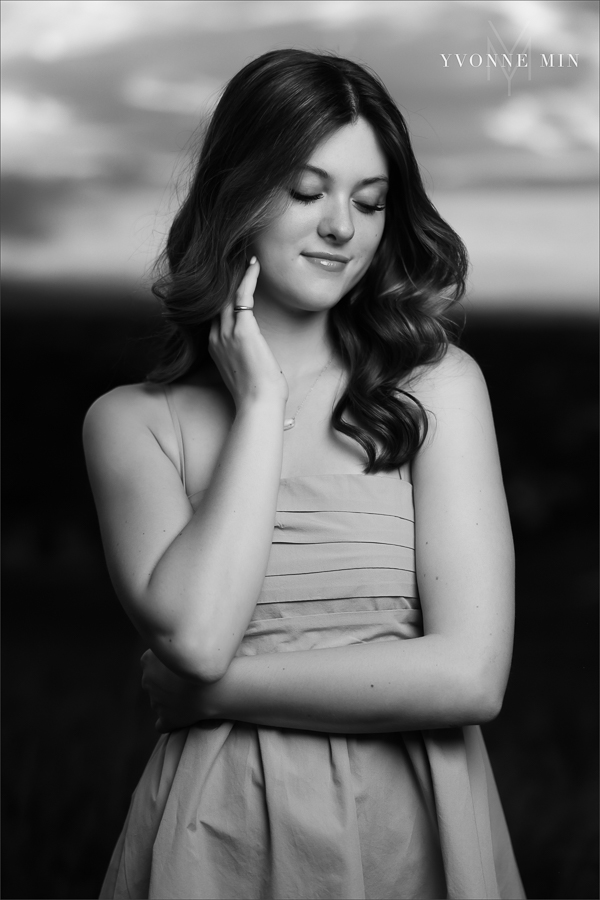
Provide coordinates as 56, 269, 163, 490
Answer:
83, 260, 288, 683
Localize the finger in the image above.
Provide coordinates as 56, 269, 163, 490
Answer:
234, 256, 260, 311
220, 295, 236, 336
219, 257, 259, 339
232, 259, 261, 338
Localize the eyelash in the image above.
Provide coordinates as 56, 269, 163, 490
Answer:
289, 190, 385, 215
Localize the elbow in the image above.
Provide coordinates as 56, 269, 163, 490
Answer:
470, 686, 504, 723
161, 633, 233, 684
140, 599, 236, 684
463, 667, 506, 724
199, 657, 231, 684
448, 648, 507, 724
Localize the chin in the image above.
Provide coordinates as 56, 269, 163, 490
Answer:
290, 271, 356, 309
259, 264, 360, 314
289, 286, 347, 313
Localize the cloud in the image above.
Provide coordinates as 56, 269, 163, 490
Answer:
122, 74, 224, 115
1, 88, 149, 181
1, 178, 167, 282
1, 0, 597, 305
483, 89, 599, 155
0, 175, 75, 238
458, 0, 565, 41
1, 0, 448, 64
1, 0, 143, 62
2, 91, 90, 179
434, 187, 599, 308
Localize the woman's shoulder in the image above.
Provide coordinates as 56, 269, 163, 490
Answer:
83, 382, 165, 436
399, 345, 493, 456
83, 374, 233, 483
400, 345, 487, 407
82, 384, 169, 477
84, 368, 227, 431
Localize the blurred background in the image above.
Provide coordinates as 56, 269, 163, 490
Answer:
2, 1, 598, 897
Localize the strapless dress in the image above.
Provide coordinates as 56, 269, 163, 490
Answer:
100, 472, 525, 900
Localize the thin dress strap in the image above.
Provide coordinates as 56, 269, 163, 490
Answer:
399, 461, 412, 484
164, 385, 187, 494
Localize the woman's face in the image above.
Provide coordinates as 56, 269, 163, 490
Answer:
251, 117, 388, 316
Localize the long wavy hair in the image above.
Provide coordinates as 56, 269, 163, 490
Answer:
149, 49, 468, 472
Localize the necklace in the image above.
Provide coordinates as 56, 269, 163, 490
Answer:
283, 356, 334, 431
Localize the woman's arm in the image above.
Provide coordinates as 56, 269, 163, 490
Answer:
144, 347, 515, 732
83, 261, 289, 683
144, 635, 502, 734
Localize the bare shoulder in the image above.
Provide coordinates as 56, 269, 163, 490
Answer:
84, 381, 160, 428
401, 345, 487, 406
82, 380, 182, 476
83, 368, 227, 434
83, 374, 233, 497
400, 345, 496, 456
82, 382, 167, 456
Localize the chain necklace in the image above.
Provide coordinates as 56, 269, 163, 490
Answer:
283, 357, 334, 431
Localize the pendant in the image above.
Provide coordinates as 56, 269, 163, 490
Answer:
283, 418, 295, 431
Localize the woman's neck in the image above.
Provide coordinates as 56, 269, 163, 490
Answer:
252, 303, 336, 382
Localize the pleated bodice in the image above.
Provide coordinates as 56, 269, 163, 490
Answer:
235, 473, 424, 657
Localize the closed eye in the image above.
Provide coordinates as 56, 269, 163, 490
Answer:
289, 190, 385, 216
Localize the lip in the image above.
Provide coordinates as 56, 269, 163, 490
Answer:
302, 252, 351, 263
301, 252, 351, 274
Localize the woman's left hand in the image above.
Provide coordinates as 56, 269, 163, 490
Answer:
140, 649, 216, 733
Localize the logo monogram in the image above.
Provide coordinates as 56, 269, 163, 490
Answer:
487, 20, 532, 96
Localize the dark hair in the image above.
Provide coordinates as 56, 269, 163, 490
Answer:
149, 49, 468, 472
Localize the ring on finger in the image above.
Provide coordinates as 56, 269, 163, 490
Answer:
233, 306, 253, 312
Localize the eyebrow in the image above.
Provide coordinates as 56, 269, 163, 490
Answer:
300, 164, 389, 187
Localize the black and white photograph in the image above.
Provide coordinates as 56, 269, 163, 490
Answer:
2, 2, 598, 898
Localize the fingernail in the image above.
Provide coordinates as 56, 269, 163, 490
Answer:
249, 256, 257, 265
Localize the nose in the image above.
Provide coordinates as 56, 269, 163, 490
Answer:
317, 197, 355, 244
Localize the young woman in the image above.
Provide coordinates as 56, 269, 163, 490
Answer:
84, 50, 525, 900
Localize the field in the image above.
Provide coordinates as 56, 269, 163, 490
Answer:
2, 289, 598, 899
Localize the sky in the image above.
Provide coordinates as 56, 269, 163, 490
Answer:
1, 0, 598, 311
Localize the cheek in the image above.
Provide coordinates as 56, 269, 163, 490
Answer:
359, 222, 384, 263
256, 212, 309, 260
370, 214, 386, 245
